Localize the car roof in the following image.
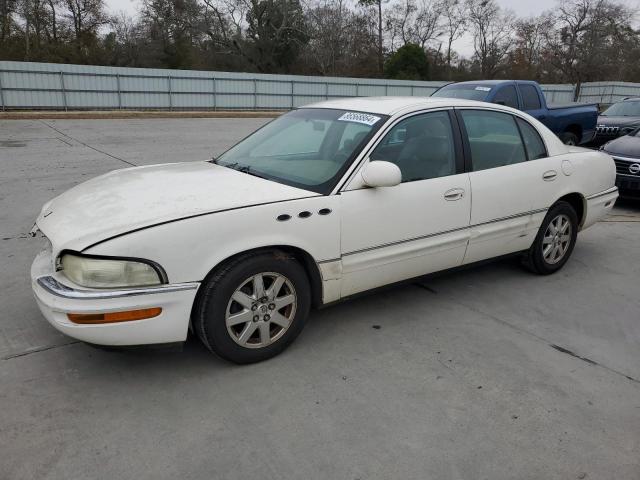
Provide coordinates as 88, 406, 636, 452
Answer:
442, 79, 537, 87
302, 96, 514, 116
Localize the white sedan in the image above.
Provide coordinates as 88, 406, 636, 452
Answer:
31, 97, 618, 363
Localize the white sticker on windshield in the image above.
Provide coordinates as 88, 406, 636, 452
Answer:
338, 112, 381, 126
475, 86, 491, 91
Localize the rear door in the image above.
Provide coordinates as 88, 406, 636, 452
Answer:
456, 108, 562, 264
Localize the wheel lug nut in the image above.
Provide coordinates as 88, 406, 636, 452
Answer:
268, 303, 275, 310
264, 314, 270, 321
253, 315, 259, 322
251, 304, 258, 311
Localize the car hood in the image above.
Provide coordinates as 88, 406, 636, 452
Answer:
597, 115, 640, 128
602, 134, 640, 158
36, 161, 317, 252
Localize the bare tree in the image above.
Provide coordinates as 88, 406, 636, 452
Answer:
466, 0, 514, 78
387, 0, 443, 50
509, 14, 553, 79
544, 0, 636, 96
439, 0, 466, 77
62, 0, 107, 53
358, 0, 384, 74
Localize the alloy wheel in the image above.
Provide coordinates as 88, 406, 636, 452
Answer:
542, 214, 572, 265
225, 272, 297, 349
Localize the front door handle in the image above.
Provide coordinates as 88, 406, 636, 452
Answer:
444, 188, 465, 201
542, 170, 557, 181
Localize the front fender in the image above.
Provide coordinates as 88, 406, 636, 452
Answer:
83, 196, 341, 285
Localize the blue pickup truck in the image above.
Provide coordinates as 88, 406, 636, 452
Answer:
432, 80, 598, 146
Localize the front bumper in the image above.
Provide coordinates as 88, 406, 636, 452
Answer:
31, 249, 200, 346
611, 155, 640, 197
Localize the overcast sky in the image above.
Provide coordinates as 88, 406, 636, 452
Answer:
101, 0, 566, 57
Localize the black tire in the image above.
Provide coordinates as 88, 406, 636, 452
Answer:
192, 250, 311, 364
559, 131, 579, 146
522, 201, 578, 275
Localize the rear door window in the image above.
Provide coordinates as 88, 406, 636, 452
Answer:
493, 85, 519, 109
519, 85, 542, 110
460, 110, 527, 171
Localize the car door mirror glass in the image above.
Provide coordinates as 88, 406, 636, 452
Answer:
361, 161, 402, 187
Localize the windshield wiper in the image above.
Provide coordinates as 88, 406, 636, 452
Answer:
237, 164, 269, 179
213, 161, 268, 179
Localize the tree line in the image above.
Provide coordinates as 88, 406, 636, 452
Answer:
1, 0, 638, 88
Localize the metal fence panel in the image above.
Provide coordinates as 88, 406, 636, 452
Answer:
540, 84, 576, 103
0, 61, 636, 111
579, 82, 640, 105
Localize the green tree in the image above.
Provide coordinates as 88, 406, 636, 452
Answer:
384, 42, 429, 80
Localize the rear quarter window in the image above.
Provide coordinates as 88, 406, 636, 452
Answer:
516, 118, 547, 160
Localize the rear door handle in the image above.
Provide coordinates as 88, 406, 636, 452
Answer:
542, 170, 557, 181
444, 188, 465, 201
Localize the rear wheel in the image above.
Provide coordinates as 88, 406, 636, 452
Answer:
522, 201, 578, 275
193, 251, 311, 364
559, 131, 579, 146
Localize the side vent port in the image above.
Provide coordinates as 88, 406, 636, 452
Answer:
318, 208, 332, 216
298, 211, 312, 219
277, 214, 291, 222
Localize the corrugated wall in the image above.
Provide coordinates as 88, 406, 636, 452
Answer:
0, 61, 634, 111
0, 61, 448, 111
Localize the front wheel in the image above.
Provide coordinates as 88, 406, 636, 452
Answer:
193, 251, 311, 364
522, 201, 578, 275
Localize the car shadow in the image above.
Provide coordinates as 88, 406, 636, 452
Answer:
72, 256, 527, 373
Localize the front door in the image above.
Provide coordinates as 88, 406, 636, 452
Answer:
339, 110, 471, 297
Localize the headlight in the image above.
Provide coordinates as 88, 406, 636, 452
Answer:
60, 254, 163, 288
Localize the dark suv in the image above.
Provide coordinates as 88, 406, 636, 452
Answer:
601, 126, 640, 198
593, 98, 640, 146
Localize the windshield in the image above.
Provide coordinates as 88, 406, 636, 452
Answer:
602, 101, 640, 117
432, 84, 493, 101
214, 108, 386, 194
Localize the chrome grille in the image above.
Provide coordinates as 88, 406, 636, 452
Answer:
596, 125, 620, 136
613, 157, 640, 176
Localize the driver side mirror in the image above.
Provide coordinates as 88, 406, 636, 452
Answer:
361, 161, 402, 188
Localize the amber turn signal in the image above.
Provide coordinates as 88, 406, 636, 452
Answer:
67, 307, 162, 324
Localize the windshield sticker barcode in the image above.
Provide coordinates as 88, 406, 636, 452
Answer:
338, 112, 381, 126
474, 86, 492, 91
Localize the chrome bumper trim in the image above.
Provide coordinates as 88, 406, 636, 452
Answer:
36, 276, 199, 300
585, 187, 618, 200
611, 154, 640, 163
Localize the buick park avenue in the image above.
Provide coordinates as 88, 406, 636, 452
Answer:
31, 97, 618, 363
